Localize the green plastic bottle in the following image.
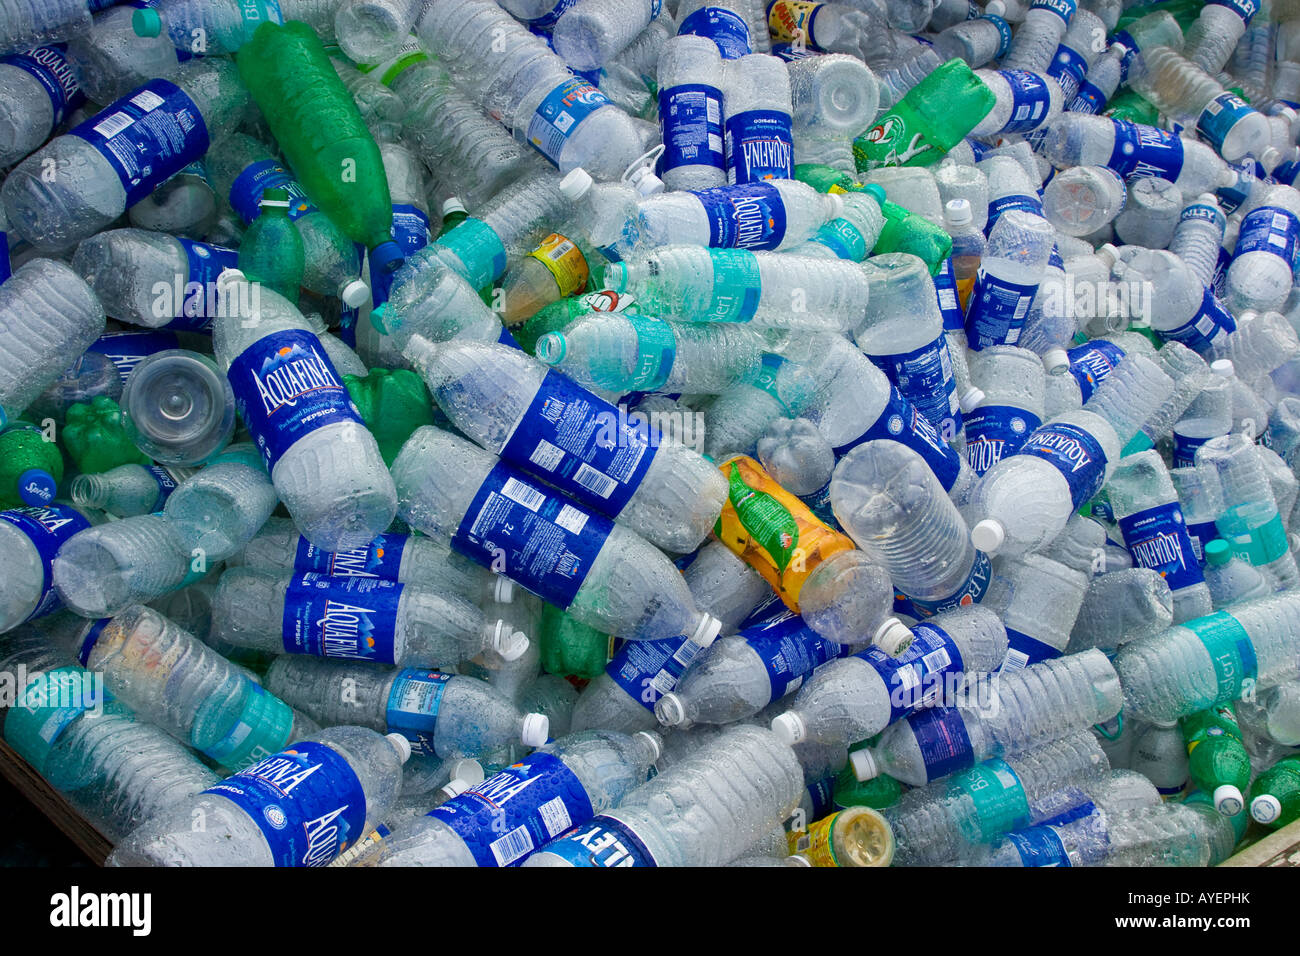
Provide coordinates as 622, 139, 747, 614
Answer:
539, 602, 612, 680
1105, 89, 1161, 126
853, 59, 995, 172
1183, 789, 1249, 848
515, 290, 640, 355
834, 743, 903, 811
0, 422, 64, 508
1248, 753, 1300, 829
436, 197, 469, 239
237, 187, 305, 304
1180, 704, 1253, 816
62, 396, 152, 474
236, 21, 405, 282
344, 368, 434, 466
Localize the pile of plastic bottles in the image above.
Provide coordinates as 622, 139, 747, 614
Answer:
2, 0, 1300, 870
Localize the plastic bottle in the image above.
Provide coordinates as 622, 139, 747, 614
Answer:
1180, 703, 1253, 814
1001, 0, 1078, 73
2, 58, 249, 252
971, 69, 1064, 137
933, 8, 1014, 69
655, 34, 727, 190
373, 729, 662, 866
0, 44, 86, 168
70, 463, 186, 519
1070, 42, 1123, 113
157, 443, 276, 565
119, 349, 236, 468
391, 425, 722, 645
0, 503, 96, 634
1042, 166, 1126, 238
633, 179, 842, 252
334, 0, 422, 62
1203, 538, 1272, 607
1248, 752, 1300, 826
0, 423, 62, 509
1068, 567, 1173, 654
403, 334, 726, 554
212, 270, 397, 552
702, 357, 824, 460
238, 187, 306, 305
965, 210, 1056, 351
963, 346, 1044, 476
1184, 0, 1262, 77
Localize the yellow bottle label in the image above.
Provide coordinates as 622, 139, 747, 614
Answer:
768, 0, 822, 43
827, 184, 849, 195
787, 813, 841, 867
955, 275, 976, 311
529, 233, 590, 297
713, 456, 855, 611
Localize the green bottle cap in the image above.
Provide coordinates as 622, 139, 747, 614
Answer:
133, 7, 163, 38
260, 187, 292, 209
863, 184, 887, 205
1205, 539, 1232, 566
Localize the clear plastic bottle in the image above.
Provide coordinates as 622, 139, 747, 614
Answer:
212, 270, 396, 552
374, 729, 662, 866
680, 539, 774, 634
403, 334, 727, 554
1, 58, 249, 252
1203, 538, 1272, 608
656, 34, 727, 191
1045, 6, 1103, 102
633, 180, 842, 252
1001, 0, 1078, 73
524, 724, 803, 867
136, 0, 285, 56
963, 346, 1045, 476
334, 0, 423, 63
702, 356, 823, 459
787, 53, 879, 172
769, 605, 1009, 748
1068, 567, 1173, 655
51, 513, 195, 619
1069, 42, 1123, 113
1113, 176, 1182, 248
675, 0, 767, 57
1172, 371, 1233, 469
854, 649, 1122, 786
108, 726, 409, 867
965, 210, 1056, 351
971, 69, 1064, 137
1042, 166, 1127, 237
391, 425, 722, 644
1184, 0, 1260, 75
1082, 352, 1174, 450
0, 43, 86, 168
71, 463, 189, 519
720, 52, 794, 184
1226, 186, 1300, 314
1170, 193, 1228, 288
120, 349, 235, 467
934, 7, 1014, 68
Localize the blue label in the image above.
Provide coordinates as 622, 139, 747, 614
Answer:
1217, 161, 1255, 214
1002, 627, 1063, 670
934, 258, 964, 331
0, 224, 8, 284
1119, 500, 1205, 592
856, 621, 967, 723
998, 71, 1054, 134
204, 740, 365, 867
89, 330, 180, 384
165, 239, 239, 331
390, 204, 431, 258
679, 6, 753, 58
725, 109, 794, 184
1186, 519, 1220, 566
76, 619, 111, 668
1207, 0, 1258, 22
0, 505, 92, 623
384, 669, 452, 755
527, 78, 610, 167
429, 751, 596, 867
736, 590, 788, 631
536, 814, 657, 866
501, 369, 661, 518
1047, 45, 1089, 102
229, 159, 318, 226
908, 705, 976, 782
280, 572, 402, 663
1005, 826, 1072, 866
1180, 201, 1227, 231
434, 218, 508, 289
227, 328, 363, 472
293, 533, 409, 579
869, 336, 959, 440
1172, 430, 1219, 471
1020, 420, 1109, 508
0, 46, 85, 128
1271, 158, 1300, 187
524, 0, 579, 29
832, 385, 963, 490
1196, 93, 1256, 154
966, 271, 1040, 350
1031, 0, 1076, 24
145, 465, 180, 511
69, 79, 209, 207
696, 182, 788, 249
744, 612, 844, 700
1235, 204, 1300, 272
1067, 340, 1124, 402
1157, 286, 1236, 354
985, 193, 1044, 233
607, 631, 708, 711
964, 405, 1042, 475
1106, 121, 1184, 182
451, 461, 612, 610
983, 15, 1013, 59
660, 83, 725, 174
1070, 79, 1108, 114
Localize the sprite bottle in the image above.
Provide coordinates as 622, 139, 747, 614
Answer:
1180, 704, 1253, 816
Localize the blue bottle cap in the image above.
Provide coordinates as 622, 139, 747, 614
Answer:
369, 240, 407, 279
863, 183, 887, 205
17, 469, 57, 506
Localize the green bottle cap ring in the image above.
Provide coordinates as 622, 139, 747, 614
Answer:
1204, 539, 1232, 567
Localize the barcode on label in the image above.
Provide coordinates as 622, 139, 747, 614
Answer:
555, 504, 589, 535
500, 477, 546, 512
529, 439, 565, 472
94, 112, 133, 139
706, 99, 721, 124
896, 664, 920, 690
922, 647, 951, 672
489, 825, 535, 866
672, 640, 702, 667
548, 240, 575, 261
649, 670, 675, 695
1001, 649, 1030, 672
572, 463, 618, 499
938, 289, 958, 309
537, 795, 573, 838
130, 89, 165, 112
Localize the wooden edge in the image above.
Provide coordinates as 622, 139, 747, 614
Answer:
0, 738, 111, 866
1219, 818, 1300, 867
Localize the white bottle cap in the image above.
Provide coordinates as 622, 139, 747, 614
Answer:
217, 267, 247, 291
873, 618, 914, 657
439, 776, 474, 801
944, 198, 973, 227
559, 168, 594, 201
655, 692, 687, 727
984, 0, 1006, 15
449, 758, 485, 787
1251, 793, 1283, 824
385, 732, 413, 764
1211, 358, 1235, 377
492, 620, 530, 662
520, 712, 550, 748
770, 711, 806, 745
442, 197, 467, 218
1260, 146, 1283, 173
960, 386, 986, 413
692, 614, 724, 648
634, 730, 662, 761
341, 279, 371, 308
971, 518, 1006, 554
850, 747, 879, 782
1096, 243, 1121, 268
827, 193, 845, 220
493, 575, 515, 603
628, 164, 664, 197
1042, 347, 1070, 374
1213, 784, 1244, 817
